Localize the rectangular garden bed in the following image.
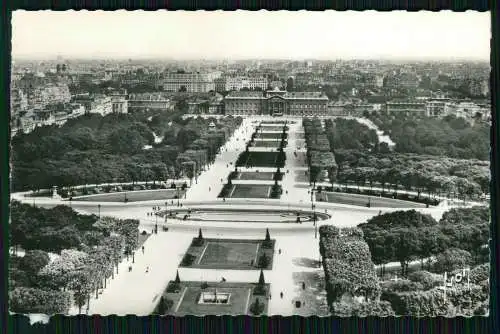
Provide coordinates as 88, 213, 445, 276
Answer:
236, 151, 286, 168
252, 140, 285, 148
256, 132, 287, 140
179, 238, 276, 270
154, 281, 270, 316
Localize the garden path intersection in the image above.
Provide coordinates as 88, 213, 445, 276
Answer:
12, 116, 478, 316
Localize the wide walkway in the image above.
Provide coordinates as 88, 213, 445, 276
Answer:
184, 118, 254, 202
69, 231, 193, 316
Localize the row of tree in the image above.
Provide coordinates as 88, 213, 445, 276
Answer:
358, 207, 490, 277
318, 225, 392, 316
368, 113, 490, 161
9, 202, 141, 314
12, 111, 242, 191
303, 118, 338, 185
333, 150, 490, 199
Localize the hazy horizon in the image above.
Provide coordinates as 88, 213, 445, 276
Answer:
12, 10, 490, 61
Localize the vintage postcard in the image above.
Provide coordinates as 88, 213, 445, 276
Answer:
9, 10, 490, 318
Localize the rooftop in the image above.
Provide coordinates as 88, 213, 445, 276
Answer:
284, 91, 328, 99
225, 91, 264, 99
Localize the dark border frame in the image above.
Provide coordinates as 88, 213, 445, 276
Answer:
1, 1, 496, 333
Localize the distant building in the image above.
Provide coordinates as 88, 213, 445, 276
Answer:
72, 94, 112, 115
224, 87, 329, 116
386, 100, 426, 116
110, 89, 128, 114
425, 97, 451, 117
128, 93, 174, 111
162, 72, 221, 92
468, 78, 489, 97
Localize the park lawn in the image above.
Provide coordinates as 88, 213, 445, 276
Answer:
237, 172, 276, 181
316, 191, 426, 208
236, 151, 286, 168
181, 238, 275, 270
259, 126, 289, 131
71, 189, 186, 202
257, 132, 287, 140
252, 140, 283, 148
230, 184, 271, 199
161, 281, 270, 316
200, 242, 259, 267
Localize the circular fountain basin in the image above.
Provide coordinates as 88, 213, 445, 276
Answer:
163, 208, 330, 223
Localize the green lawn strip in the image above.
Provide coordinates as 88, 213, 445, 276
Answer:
157, 281, 270, 316
316, 191, 426, 208
180, 238, 275, 270
72, 189, 186, 202
230, 184, 272, 198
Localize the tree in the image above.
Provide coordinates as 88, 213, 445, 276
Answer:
68, 267, 94, 314
178, 85, 187, 92
19, 250, 50, 275
433, 248, 473, 274
258, 269, 265, 286
286, 77, 294, 91
9, 287, 71, 314
198, 228, 203, 241
249, 298, 265, 315
175, 270, 181, 284
38, 249, 89, 290
265, 228, 271, 242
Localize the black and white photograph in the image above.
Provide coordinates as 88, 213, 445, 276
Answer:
8, 10, 491, 318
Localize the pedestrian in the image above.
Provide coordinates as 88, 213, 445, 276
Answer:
142, 246, 145, 254
269, 294, 272, 300
129, 266, 132, 272
302, 282, 306, 290
146, 266, 149, 273
280, 292, 283, 299
279, 249, 281, 255
209, 187, 211, 192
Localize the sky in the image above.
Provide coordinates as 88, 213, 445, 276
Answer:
11, 10, 491, 60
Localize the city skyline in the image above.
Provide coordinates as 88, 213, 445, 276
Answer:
12, 10, 490, 61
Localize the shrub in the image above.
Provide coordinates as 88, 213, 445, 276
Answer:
433, 248, 473, 274
166, 281, 181, 293
258, 253, 270, 269
180, 253, 196, 266
170, 183, 177, 189
380, 279, 424, 293
332, 300, 395, 317
191, 237, 204, 247
469, 263, 489, 284
174, 271, 181, 284
156, 296, 174, 314
249, 298, 265, 315
201, 282, 209, 289
407, 271, 443, 290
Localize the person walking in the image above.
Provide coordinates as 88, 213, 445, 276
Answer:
146, 266, 149, 273
280, 291, 283, 299
142, 246, 145, 254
